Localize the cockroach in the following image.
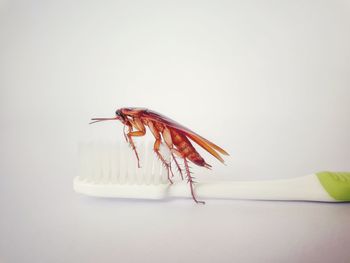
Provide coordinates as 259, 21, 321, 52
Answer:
90, 107, 229, 204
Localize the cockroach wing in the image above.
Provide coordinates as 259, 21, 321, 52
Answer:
142, 109, 229, 163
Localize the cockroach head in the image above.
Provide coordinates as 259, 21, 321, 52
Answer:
115, 109, 129, 124
115, 109, 123, 118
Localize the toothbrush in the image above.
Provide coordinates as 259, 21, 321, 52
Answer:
74, 142, 350, 203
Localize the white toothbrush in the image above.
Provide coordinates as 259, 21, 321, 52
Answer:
74, 142, 350, 203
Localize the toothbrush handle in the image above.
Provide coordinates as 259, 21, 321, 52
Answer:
170, 174, 334, 202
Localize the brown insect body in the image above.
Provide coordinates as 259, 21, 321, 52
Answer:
90, 107, 229, 204
170, 129, 207, 167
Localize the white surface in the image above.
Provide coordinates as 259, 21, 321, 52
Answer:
1, 0, 350, 262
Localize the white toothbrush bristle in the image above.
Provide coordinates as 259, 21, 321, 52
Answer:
77, 141, 169, 186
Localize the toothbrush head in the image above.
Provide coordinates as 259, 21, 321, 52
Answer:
74, 141, 172, 199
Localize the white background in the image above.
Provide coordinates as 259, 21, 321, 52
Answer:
1, 0, 350, 262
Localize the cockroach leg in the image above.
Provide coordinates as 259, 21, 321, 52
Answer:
127, 130, 146, 168
170, 152, 184, 180
183, 158, 205, 204
167, 162, 174, 183
123, 125, 128, 142
162, 127, 184, 180
153, 138, 174, 184
148, 121, 174, 183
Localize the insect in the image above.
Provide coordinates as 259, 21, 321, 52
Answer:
90, 107, 229, 204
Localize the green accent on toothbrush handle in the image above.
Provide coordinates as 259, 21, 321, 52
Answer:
316, 171, 350, 201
